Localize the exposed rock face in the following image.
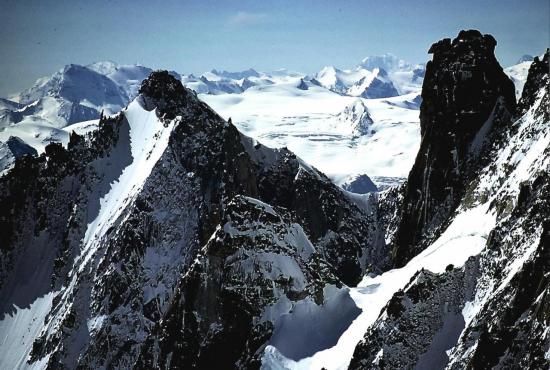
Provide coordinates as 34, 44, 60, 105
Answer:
349, 258, 480, 370
342, 174, 378, 194
392, 30, 517, 267
5, 136, 39, 158
357, 69, 399, 99
348, 40, 549, 370
0, 71, 382, 369
136, 196, 348, 369
337, 99, 374, 137
517, 49, 549, 115
0, 136, 38, 175
443, 50, 550, 370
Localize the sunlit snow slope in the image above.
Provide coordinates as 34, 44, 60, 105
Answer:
201, 80, 421, 187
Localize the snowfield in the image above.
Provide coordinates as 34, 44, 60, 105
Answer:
201, 81, 421, 187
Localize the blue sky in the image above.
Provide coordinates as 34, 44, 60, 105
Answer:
0, 0, 548, 96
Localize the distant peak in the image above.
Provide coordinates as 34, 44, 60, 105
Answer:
517, 54, 534, 64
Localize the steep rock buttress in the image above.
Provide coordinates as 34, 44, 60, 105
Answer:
392, 30, 516, 267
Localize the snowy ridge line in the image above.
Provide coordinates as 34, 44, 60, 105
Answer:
17, 98, 176, 369
77, 99, 176, 273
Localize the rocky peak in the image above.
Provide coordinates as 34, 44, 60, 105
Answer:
517, 54, 534, 63
138, 70, 199, 119
5, 136, 37, 158
422, 29, 515, 135
391, 30, 516, 267
517, 49, 549, 115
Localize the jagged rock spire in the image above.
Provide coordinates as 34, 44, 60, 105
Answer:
138, 70, 199, 119
391, 30, 516, 267
517, 49, 549, 115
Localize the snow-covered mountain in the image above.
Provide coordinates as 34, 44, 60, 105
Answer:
0, 70, 386, 369
0, 31, 548, 370
358, 53, 426, 95
311, 53, 426, 99
314, 66, 400, 99
505, 60, 533, 99
264, 33, 550, 370
0, 56, 426, 189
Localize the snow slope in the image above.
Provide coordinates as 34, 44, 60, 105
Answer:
76, 99, 175, 271
262, 204, 496, 370
505, 61, 533, 99
0, 98, 176, 370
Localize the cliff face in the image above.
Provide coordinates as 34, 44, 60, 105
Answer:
517, 49, 549, 115
0, 72, 384, 369
349, 44, 549, 370
392, 30, 517, 267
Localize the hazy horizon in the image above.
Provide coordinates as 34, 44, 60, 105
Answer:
1, 0, 548, 97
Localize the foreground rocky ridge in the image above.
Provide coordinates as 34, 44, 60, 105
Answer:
349, 41, 549, 370
0, 71, 384, 369
392, 30, 517, 267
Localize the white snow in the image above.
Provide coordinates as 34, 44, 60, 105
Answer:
201, 85, 420, 186
263, 204, 496, 370
0, 292, 55, 369
77, 99, 176, 271
504, 61, 533, 99
63, 119, 99, 137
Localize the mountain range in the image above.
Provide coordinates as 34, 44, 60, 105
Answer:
0, 52, 532, 190
0, 30, 548, 370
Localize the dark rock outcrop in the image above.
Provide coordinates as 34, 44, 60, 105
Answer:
349, 42, 549, 370
342, 174, 378, 194
359, 69, 399, 99
349, 258, 479, 370
5, 136, 38, 158
136, 196, 345, 369
517, 49, 549, 115
392, 30, 516, 267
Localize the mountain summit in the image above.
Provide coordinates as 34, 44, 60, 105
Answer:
0, 71, 385, 369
